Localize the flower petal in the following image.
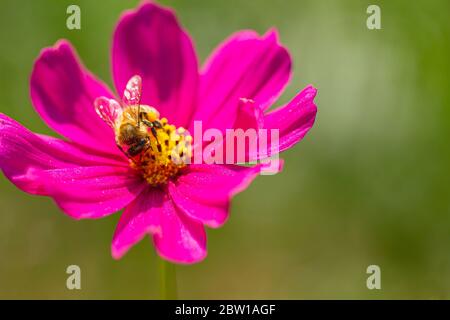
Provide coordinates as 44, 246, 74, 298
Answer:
0, 114, 143, 219
168, 164, 263, 229
112, 2, 199, 128
153, 193, 207, 264
264, 85, 318, 154
112, 188, 163, 260
38, 166, 145, 220
233, 98, 265, 131
192, 29, 291, 132
112, 187, 207, 264
222, 98, 265, 163
30, 40, 120, 154
0, 114, 125, 186
223, 86, 317, 161
168, 181, 229, 228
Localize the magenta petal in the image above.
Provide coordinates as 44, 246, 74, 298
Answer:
112, 188, 163, 260
113, 186, 207, 263
153, 194, 207, 264
168, 181, 229, 228
172, 164, 262, 218
227, 87, 317, 161
192, 29, 291, 132
112, 187, 206, 264
39, 166, 146, 219
0, 114, 126, 191
0, 114, 143, 219
218, 98, 265, 163
264, 85, 318, 153
112, 2, 198, 128
233, 98, 265, 131
30, 40, 120, 154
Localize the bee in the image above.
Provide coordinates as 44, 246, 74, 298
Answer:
94, 75, 163, 159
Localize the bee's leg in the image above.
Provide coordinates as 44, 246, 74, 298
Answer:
141, 119, 153, 128
128, 139, 148, 156
138, 139, 153, 163
116, 143, 129, 157
150, 126, 162, 153
142, 119, 158, 136
142, 119, 161, 149
129, 139, 152, 163
142, 119, 160, 137
117, 143, 139, 166
152, 120, 163, 129
141, 141, 152, 159
151, 127, 163, 153
150, 126, 158, 140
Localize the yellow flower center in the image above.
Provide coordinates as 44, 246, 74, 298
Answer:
122, 106, 192, 187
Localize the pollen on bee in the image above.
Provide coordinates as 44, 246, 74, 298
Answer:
145, 107, 160, 122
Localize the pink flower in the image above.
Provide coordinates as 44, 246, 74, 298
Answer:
0, 2, 317, 264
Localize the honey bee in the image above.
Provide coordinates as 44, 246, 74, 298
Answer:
94, 75, 162, 159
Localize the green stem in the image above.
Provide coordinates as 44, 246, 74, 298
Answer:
159, 258, 178, 300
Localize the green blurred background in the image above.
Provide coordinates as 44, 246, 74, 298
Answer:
1, 0, 449, 299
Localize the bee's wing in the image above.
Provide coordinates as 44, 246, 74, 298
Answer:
94, 97, 122, 130
123, 75, 142, 106
122, 75, 142, 123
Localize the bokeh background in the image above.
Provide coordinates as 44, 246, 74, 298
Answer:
0, 0, 449, 299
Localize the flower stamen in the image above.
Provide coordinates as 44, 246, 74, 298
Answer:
123, 106, 192, 187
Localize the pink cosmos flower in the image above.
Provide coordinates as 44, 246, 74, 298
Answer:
0, 2, 317, 264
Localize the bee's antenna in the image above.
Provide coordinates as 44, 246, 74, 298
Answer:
138, 76, 143, 128
135, 75, 142, 128
137, 100, 141, 128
